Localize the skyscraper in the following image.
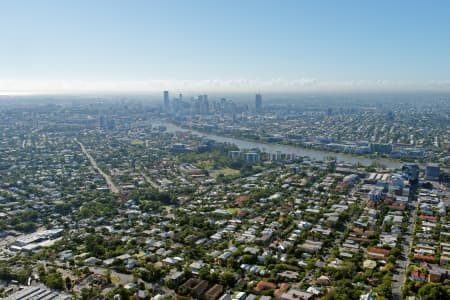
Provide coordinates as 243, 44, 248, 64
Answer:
255, 94, 262, 113
202, 94, 209, 114
163, 91, 170, 112
425, 164, 440, 181
402, 163, 419, 183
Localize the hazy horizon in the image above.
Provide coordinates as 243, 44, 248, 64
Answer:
2, 79, 450, 96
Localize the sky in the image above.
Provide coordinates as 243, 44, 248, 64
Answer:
1, 0, 450, 94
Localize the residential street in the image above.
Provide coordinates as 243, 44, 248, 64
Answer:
392, 194, 417, 299
76, 139, 120, 194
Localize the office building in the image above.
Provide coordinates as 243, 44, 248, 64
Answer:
163, 91, 170, 112
426, 165, 440, 181
369, 188, 383, 203
402, 163, 419, 183
255, 94, 262, 112
229, 151, 242, 159
244, 152, 260, 163
202, 94, 209, 114
370, 143, 393, 154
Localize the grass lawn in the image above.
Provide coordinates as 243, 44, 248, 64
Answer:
110, 275, 121, 285
210, 167, 240, 177
226, 208, 241, 215
131, 139, 144, 145
196, 159, 214, 170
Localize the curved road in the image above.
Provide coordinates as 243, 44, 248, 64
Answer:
76, 139, 120, 194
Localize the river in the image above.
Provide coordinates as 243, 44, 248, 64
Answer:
156, 122, 403, 169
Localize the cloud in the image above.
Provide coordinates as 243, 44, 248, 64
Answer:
0, 78, 449, 94
426, 80, 450, 87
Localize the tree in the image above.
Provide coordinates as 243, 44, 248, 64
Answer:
418, 283, 450, 300
0, 265, 12, 281
377, 280, 392, 299
241, 254, 257, 264
104, 269, 112, 284
199, 267, 210, 280
383, 263, 395, 272
44, 271, 65, 290
16, 268, 32, 284
84, 233, 105, 257
390, 247, 401, 257
65, 276, 72, 291
220, 272, 235, 287
37, 264, 46, 280
81, 287, 100, 300
209, 272, 220, 283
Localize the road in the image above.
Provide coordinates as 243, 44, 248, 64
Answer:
392, 194, 417, 300
137, 166, 162, 191
75, 139, 120, 194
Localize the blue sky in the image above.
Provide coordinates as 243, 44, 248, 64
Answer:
1, 0, 450, 93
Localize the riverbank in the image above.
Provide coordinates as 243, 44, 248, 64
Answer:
156, 121, 404, 169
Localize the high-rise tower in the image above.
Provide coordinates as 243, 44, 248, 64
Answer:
163, 91, 170, 112
255, 94, 262, 113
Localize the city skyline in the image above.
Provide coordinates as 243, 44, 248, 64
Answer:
2, 1, 450, 299
1, 1, 450, 94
